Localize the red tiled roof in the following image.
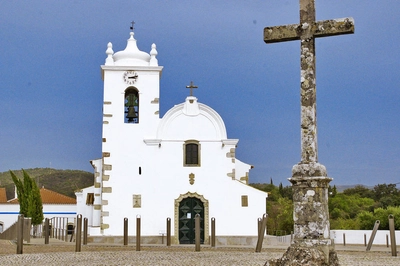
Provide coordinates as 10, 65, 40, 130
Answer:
0, 187, 7, 203
6, 188, 76, 204
40, 188, 76, 204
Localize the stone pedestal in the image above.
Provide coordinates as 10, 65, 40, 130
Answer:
266, 162, 338, 266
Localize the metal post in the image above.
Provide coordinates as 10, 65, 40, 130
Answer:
364, 234, 367, 247
83, 218, 88, 245
257, 218, 262, 236
195, 214, 201, 252
166, 217, 171, 246
44, 218, 49, 244
386, 234, 389, 248
16, 214, 24, 254
388, 214, 397, 257
136, 216, 141, 251
124, 218, 128, 246
75, 214, 82, 252
62, 218, 65, 241
211, 217, 216, 247
256, 214, 267, 253
366, 220, 380, 251
343, 233, 346, 246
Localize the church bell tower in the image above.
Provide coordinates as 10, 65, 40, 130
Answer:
98, 28, 163, 233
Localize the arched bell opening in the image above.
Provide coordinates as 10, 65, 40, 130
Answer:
124, 87, 139, 123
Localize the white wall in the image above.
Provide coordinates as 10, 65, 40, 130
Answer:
0, 203, 76, 231
331, 230, 400, 245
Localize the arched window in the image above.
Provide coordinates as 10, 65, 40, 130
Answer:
125, 87, 139, 123
184, 140, 200, 166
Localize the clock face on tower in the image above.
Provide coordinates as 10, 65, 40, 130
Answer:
123, 71, 138, 85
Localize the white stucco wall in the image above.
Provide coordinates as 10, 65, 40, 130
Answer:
0, 203, 76, 232
331, 230, 400, 245
96, 97, 268, 237
82, 31, 268, 239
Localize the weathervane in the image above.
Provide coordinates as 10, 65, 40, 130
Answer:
130, 21, 135, 31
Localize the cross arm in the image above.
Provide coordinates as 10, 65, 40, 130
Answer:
264, 24, 300, 43
313, 17, 354, 38
264, 17, 354, 44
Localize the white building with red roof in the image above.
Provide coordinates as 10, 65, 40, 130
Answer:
0, 187, 76, 232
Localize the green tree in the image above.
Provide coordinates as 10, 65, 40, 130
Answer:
10, 170, 44, 226
373, 184, 400, 204
357, 210, 375, 230
343, 185, 373, 199
329, 193, 374, 220
357, 207, 400, 230
331, 185, 337, 197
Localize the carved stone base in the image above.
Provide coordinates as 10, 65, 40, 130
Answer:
292, 162, 327, 178
265, 246, 339, 266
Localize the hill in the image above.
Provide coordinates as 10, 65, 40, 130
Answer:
0, 168, 93, 200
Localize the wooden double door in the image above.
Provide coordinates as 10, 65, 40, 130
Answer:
178, 197, 204, 244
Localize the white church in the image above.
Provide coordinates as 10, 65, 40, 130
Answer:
76, 28, 268, 245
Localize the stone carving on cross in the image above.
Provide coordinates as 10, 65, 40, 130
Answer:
264, 0, 354, 178
186, 81, 198, 96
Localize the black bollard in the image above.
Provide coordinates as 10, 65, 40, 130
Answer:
386, 234, 389, 248
255, 214, 267, 253
343, 233, 346, 246
195, 214, 201, 252
388, 214, 397, 257
136, 216, 141, 251
44, 218, 49, 244
211, 217, 216, 247
16, 214, 24, 254
124, 218, 128, 246
75, 214, 82, 252
166, 217, 171, 246
83, 218, 88, 245
366, 220, 380, 251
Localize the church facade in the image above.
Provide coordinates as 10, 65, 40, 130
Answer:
76, 29, 267, 244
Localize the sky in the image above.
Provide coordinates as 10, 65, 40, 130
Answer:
1, 1, 399, 187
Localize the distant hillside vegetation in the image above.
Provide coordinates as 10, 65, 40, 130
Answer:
0, 168, 93, 200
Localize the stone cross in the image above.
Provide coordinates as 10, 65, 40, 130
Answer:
263, 1, 354, 264
264, 0, 354, 176
186, 81, 198, 96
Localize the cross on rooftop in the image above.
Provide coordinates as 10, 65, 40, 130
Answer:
264, 0, 354, 168
186, 81, 198, 96
130, 21, 135, 31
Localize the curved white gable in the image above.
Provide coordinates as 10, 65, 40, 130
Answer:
157, 96, 227, 140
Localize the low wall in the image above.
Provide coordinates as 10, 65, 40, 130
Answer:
331, 230, 400, 245
87, 235, 290, 247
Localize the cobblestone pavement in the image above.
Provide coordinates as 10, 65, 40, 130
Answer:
0, 240, 399, 266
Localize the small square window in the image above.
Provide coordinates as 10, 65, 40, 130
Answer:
86, 193, 94, 205
241, 195, 248, 207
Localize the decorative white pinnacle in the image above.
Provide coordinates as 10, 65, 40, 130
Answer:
105, 42, 114, 65
150, 43, 158, 66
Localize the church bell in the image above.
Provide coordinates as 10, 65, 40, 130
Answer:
126, 106, 138, 122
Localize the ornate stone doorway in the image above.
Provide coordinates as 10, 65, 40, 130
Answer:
174, 192, 209, 244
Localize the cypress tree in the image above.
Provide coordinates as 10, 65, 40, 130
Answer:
10, 170, 44, 225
